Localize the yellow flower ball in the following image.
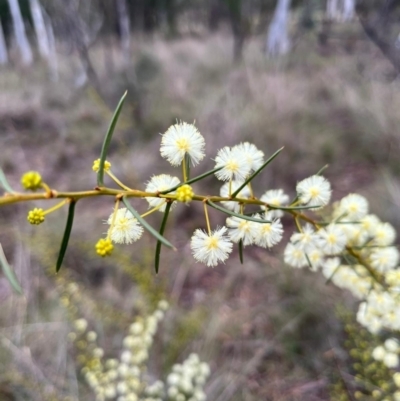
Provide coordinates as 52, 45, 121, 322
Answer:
27, 208, 45, 225
176, 184, 194, 203
92, 159, 111, 173
95, 238, 113, 257
21, 171, 42, 190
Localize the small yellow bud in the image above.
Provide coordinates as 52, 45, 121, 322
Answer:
27, 208, 45, 225
176, 184, 194, 203
21, 171, 42, 190
92, 159, 111, 173
95, 238, 113, 257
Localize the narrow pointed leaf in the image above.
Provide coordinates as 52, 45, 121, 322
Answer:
122, 196, 176, 250
316, 164, 329, 176
305, 253, 312, 269
267, 204, 322, 211
231, 147, 284, 198
0, 169, 15, 193
160, 166, 223, 195
97, 91, 128, 186
207, 200, 271, 223
56, 200, 76, 272
238, 240, 244, 264
155, 202, 172, 274
0, 244, 22, 294
325, 264, 341, 285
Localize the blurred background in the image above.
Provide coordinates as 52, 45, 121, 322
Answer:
1, 0, 400, 400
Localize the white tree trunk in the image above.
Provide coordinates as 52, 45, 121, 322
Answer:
7, 0, 33, 65
327, 0, 354, 21
116, 0, 131, 64
29, 0, 50, 59
266, 0, 292, 57
342, 0, 355, 21
43, 9, 58, 81
0, 21, 8, 65
326, 0, 339, 20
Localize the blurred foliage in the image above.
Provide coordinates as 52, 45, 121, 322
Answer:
331, 310, 398, 401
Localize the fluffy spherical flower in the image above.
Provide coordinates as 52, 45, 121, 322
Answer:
372, 222, 396, 246
284, 242, 308, 268
191, 226, 233, 267
394, 372, 400, 387
232, 142, 264, 172
219, 180, 251, 213
316, 224, 347, 255
214, 146, 251, 181
226, 216, 257, 245
372, 345, 386, 361
337, 193, 368, 221
74, 318, 88, 332
384, 352, 399, 368
107, 208, 144, 244
360, 214, 381, 236
145, 174, 180, 212
296, 175, 331, 209
290, 223, 317, 252
252, 212, 283, 248
370, 247, 399, 272
260, 189, 289, 218
307, 248, 324, 271
160, 121, 205, 166
385, 338, 400, 353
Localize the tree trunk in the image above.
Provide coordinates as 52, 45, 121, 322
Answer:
116, 0, 131, 64
326, 0, 339, 20
226, 0, 245, 63
7, 0, 33, 65
343, 0, 355, 21
43, 8, 58, 81
29, 0, 50, 59
355, 0, 400, 75
0, 21, 8, 65
58, 0, 101, 90
327, 0, 355, 21
165, 0, 178, 37
266, 0, 292, 57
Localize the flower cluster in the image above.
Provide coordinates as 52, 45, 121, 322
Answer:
372, 338, 400, 368
166, 353, 210, 401
281, 190, 400, 368
66, 299, 211, 401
